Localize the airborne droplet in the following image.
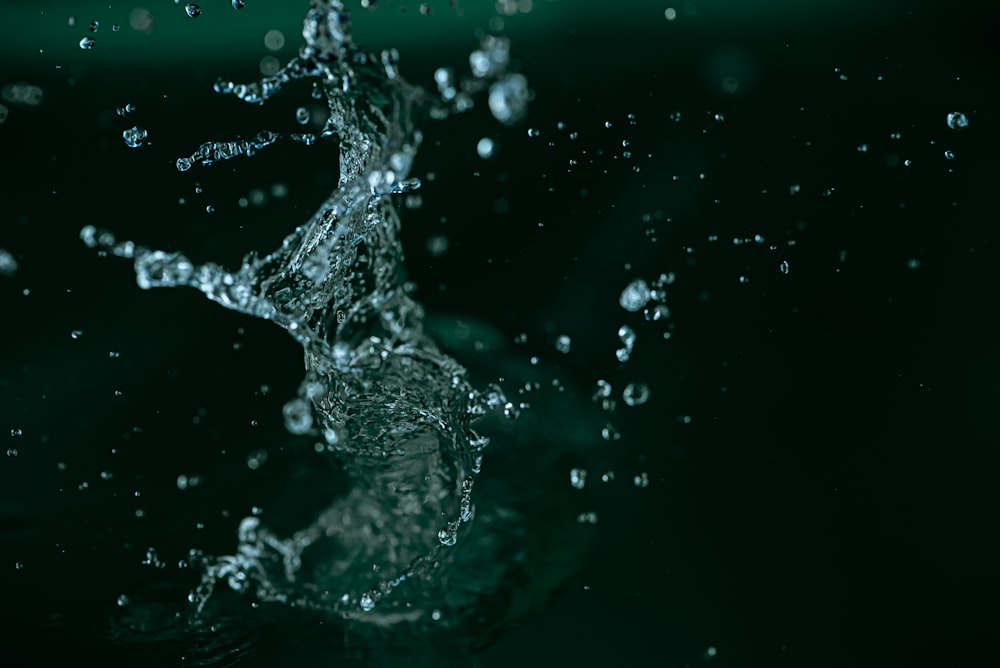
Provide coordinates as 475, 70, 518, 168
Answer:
622, 382, 650, 406
946, 111, 969, 130
122, 126, 148, 148
619, 278, 650, 312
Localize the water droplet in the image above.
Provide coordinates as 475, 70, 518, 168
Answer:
946, 111, 969, 130
601, 423, 621, 441
634, 472, 649, 488
618, 325, 636, 349
476, 137, 495, 159
665, 8, 678, 20
359, 593, 376, 611
622, 382, 650, 406
527, 128, 539, 138
555, 335, 571, 354
176, 157, 192, 172
601, 471, 615, 483
89, 20, 99, 32
141, 547, 165, 569
246, 448, 268, 470
0, 249, 18, 277
576, 511, 599, 524
780, 260, 790, 274
185, 4, 202, 18
116, 594, 130, 607
70, 329, 83, 340
112, 24, 120, 32
282, 398, 313, 435
619, 278, 650, 312
592, 379, 613, 401
295, 107, 310, 125
122, 126, 147, 148
232, 0, 247, 8
906, 258, 921, 270
569, 468, 587, 489
79, 37, 95, 50
944, 150, 955, 160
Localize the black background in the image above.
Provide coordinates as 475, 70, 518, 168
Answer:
2, 1, 999, 666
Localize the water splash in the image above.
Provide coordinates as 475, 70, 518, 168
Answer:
82, 0, 527, 628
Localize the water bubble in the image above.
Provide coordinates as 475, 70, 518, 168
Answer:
906, 258, 921, 270
622, 382, 650, 406
780, 260, 790, 274
232, 0, 246, 8
70, 330, 83, 340
112, 24, 120, 32
665, 8, 678, 20
555, 335, 572, 354
185, 4, 202, 18
68, 16, 77, 27
634, 472, 650, 488
295, 107, 310, 125
79, 37, 95, 50
359, 593, 376, 611
476, 137, 495, 159
569, 468, 587, 489
601, 471, 615, 483
176, 157, 192, 172
576, 512, 599, 524
89, 21, 99, 32
116, 594, 130, 607
122, 126, 148, 148
946, 111, 969, 130
282, 398, 313, 435
944, 150, 955, 160
9, 428, 22, 437
619, 278, 650, 312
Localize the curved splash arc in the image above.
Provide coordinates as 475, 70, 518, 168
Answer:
82, 0, 525, 621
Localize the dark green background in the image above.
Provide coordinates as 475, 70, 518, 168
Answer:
2, 1, 999, 666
